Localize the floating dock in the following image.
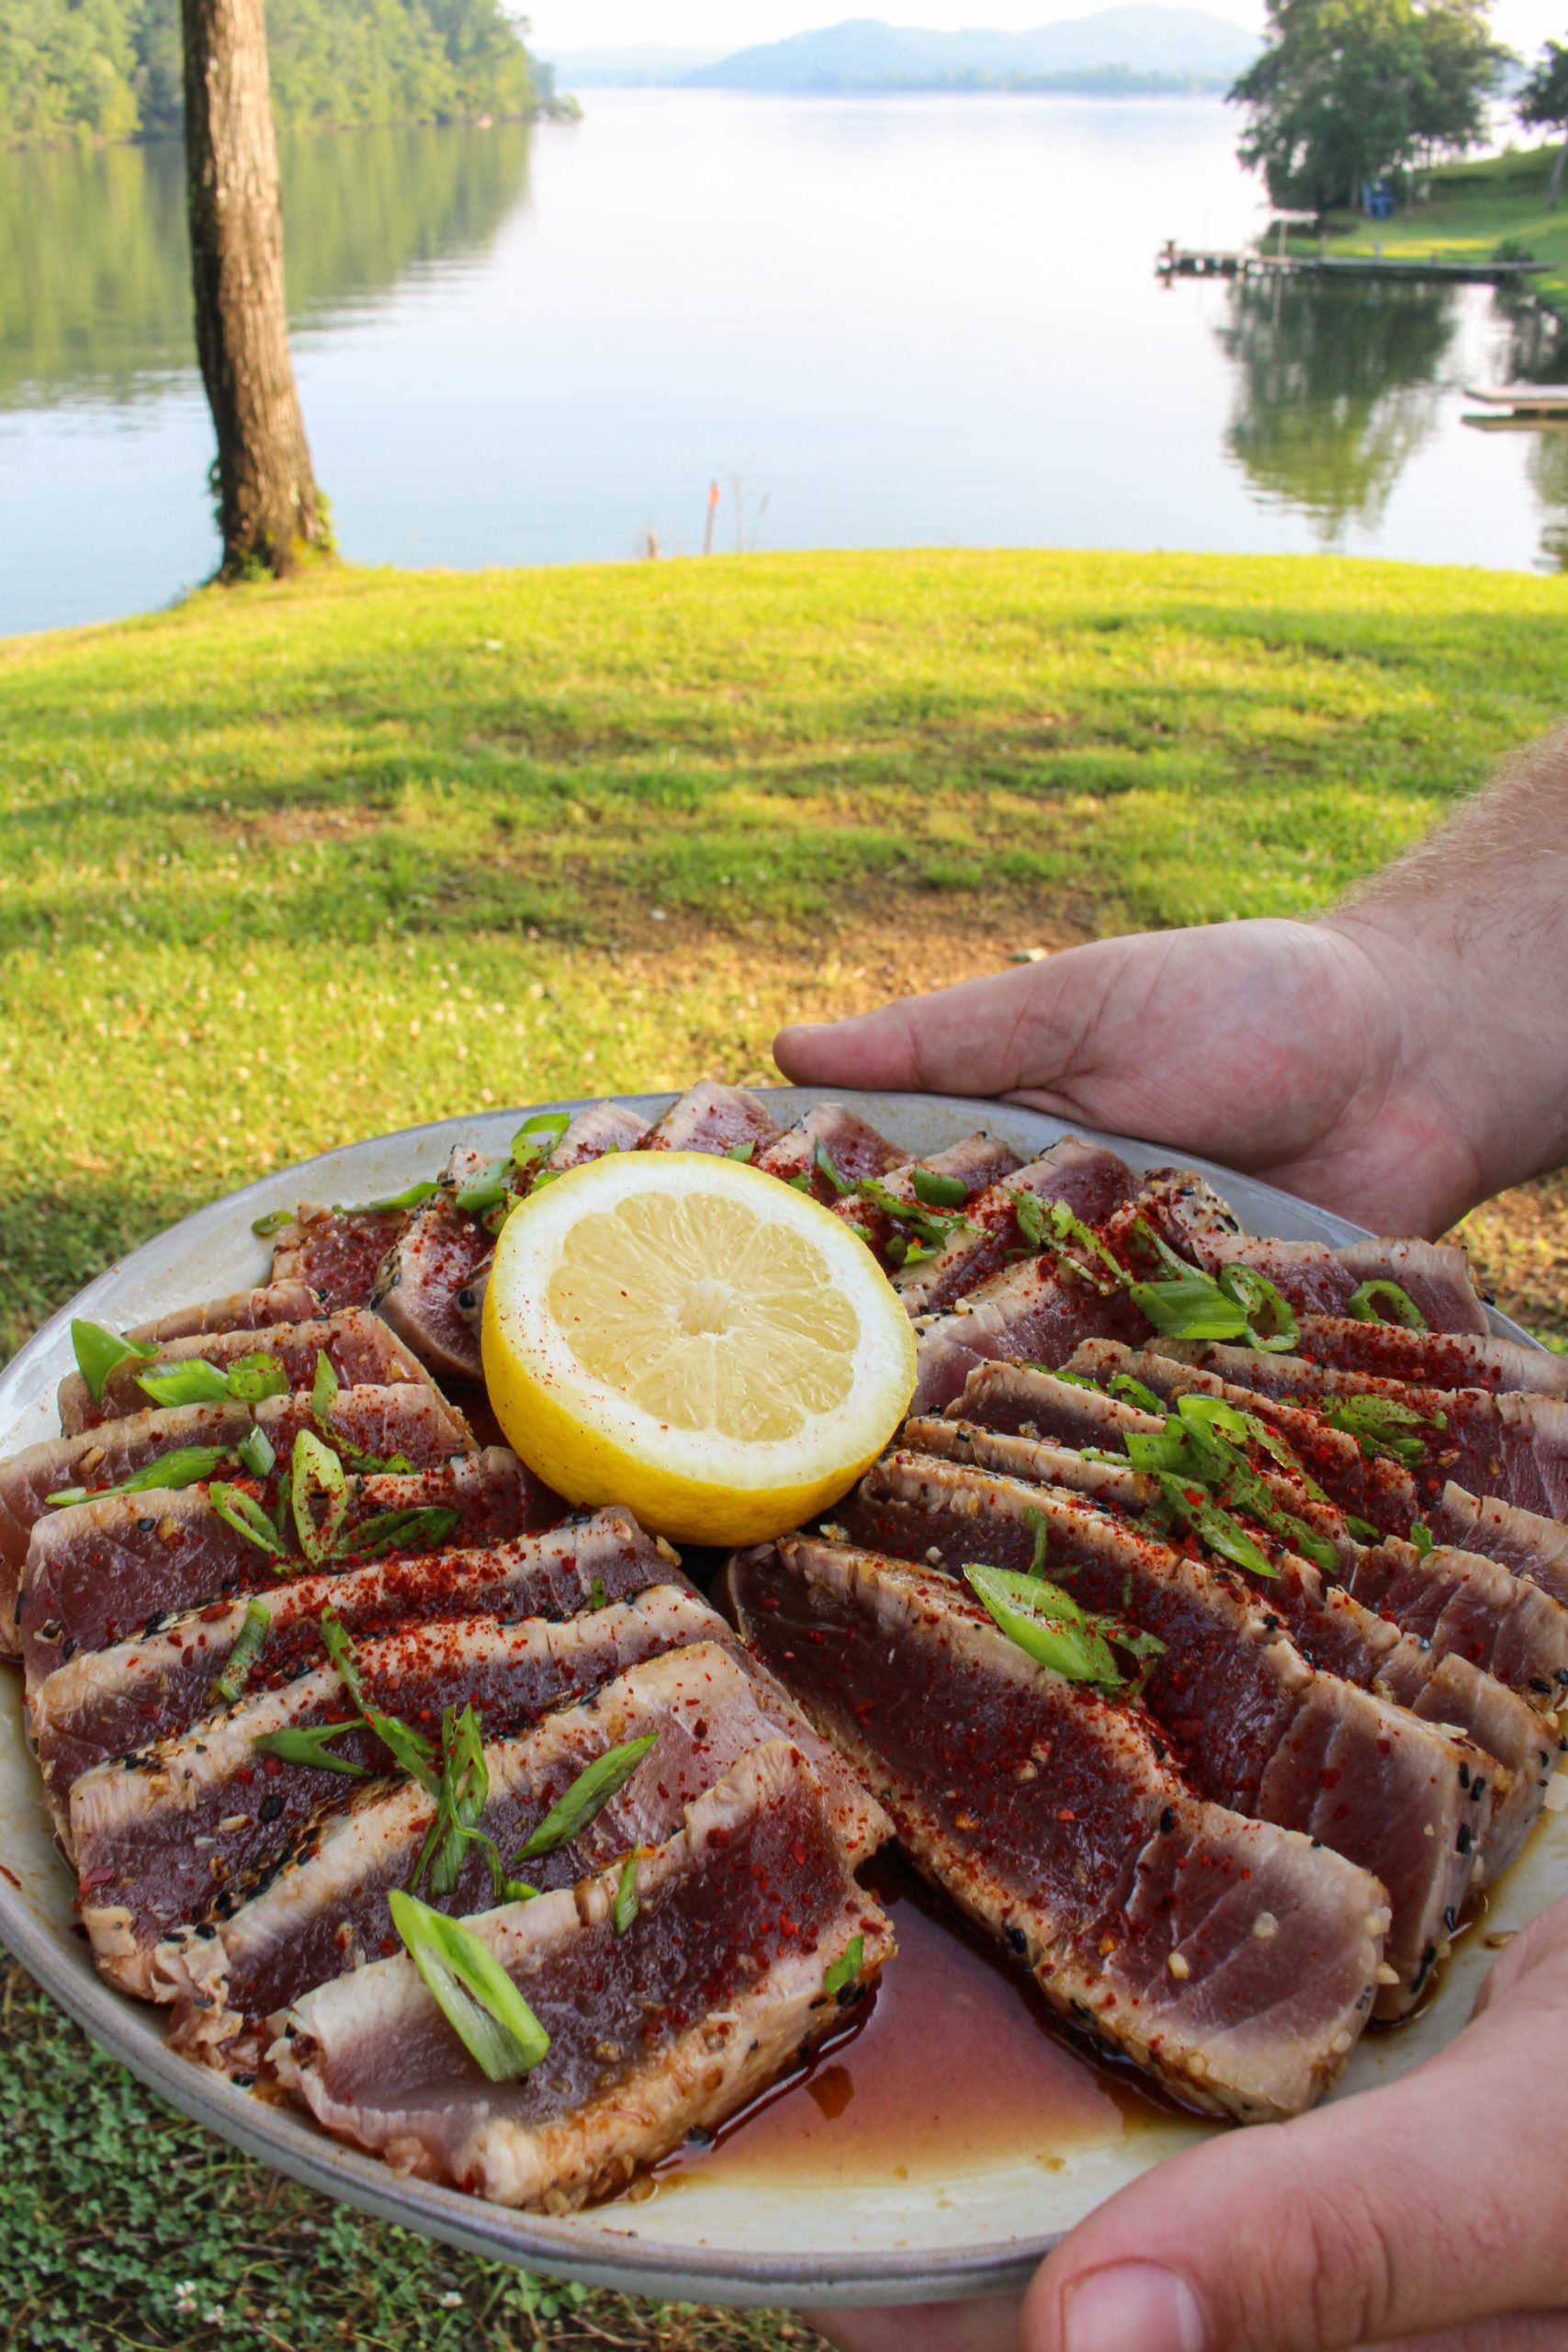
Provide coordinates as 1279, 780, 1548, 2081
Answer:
1157, 242, 1550, 286
1462, 382, 1568, 429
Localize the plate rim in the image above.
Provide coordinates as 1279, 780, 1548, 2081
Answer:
0, 1087, 1543, 2306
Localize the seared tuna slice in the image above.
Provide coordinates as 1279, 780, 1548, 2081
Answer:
1290, 1317, 1568, 1397
19, 1448, 543, 1681
0, 1402, 252, 1649
1430, 1485, 1568, 1613
124, 1282, 323, 1347
549, 1102, 653, 1165
60, 1311, 440, 1435
270, 1204, 416, 1313
755, 1102, 906, 1201
1196, 1237, 1489, 1335
894, 1136, 1141, 1316
31, 1510, 676, 1812
909, 1177, 1221, 1413
71, 1584, 729, 1994
833, 1133, 1021, 1268
372, 1148, 493, 1383
642, 1082, 779, 1156
843, 1453, 1482, 2014
728, 1539, 1385, 2120
272, 1742, 894, 2208
156, 1642, 888, 2066
1371, 1643, 1554, 1881
1346, 1533, 1568, 1707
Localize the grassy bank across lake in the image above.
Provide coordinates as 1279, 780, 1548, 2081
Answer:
1292, 143, 1568, 316
3, 544, 1568, 2347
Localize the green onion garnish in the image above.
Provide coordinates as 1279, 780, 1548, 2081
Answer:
319, 1607, 439, 1792
726, 1141, 756, 1163
1320, 1395, 1436, 1468
454, 1156, 511, 1216
1346, 1515, 1381, 1544
290, 1429, 350, 1565
1411, 1521, 1435, 1555
46, 1443, 231, 1510
511, 1111, 571, 1178
311, 1348, 340, 1421
963, 1564, 1128, 1687
911, 1168, 969, 1209
212, 1599, 272, 1706
72, 1318, 158, 1405
614, 1852, 640, 1938
338, 1505, 461, 1561
1108, 1372, 1164, 1415
250, 1207, 297, 1239
822, 1933, 864, 1997
237, 1424, 276, 1479
411, 1705, 491, 1901
251, 1720, 368, 1774
812, 1136, 852, 1195
389, 1890, 550, 2084
135, 1358, 236, 1408
585, 1576, 610, 1611
510, 1736, 659, 1866
329, 1182, 440, 1217
1347, 1279, 1427, 1330
209, 1481, 288, 1558
224, 1351, 292, 1404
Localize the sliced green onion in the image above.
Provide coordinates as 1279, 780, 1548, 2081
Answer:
614, 1852, 640, 1938
511, 1112, 571, 1179
209, 1481, 288, 1558
389, 1890, 550, 2084
1410, 1521, 1435, 1556
911, 1168, 969, 1209
237, 1424, 276, 1479
812, 1136, 852, 1195
290, 1429, 350, 1565
137, 1358, 235, 1408
223, 1351, 291, 1404
212, 1599, 272, 1706
329, 1181, 440, 1217
250, 1207, 297, 1239
726, 1141, 756, 1163
412, 1705, 490, 1902
1108, 1372, 1164, 1415
510, 1736, 659, 1865
319, 1606, 439, 1794
964, 1564, 1125, 1687
1153, 1477, 1279, 1578
46, 1443, 230, 1510
822, 1932, 864, 1997
585, 1576, 610, 1611
338, 1504, 460, 1560
1348, 1279, 1428, 1330
311, 1349, 340, 1421
72, 1319, 158, 1405
251, 1719, 368, 1775
1218, 1264, 1300, 1353
1320, 1395, 1433, 1468
1346, 1515, 1381, 1544
854, 1177, 964, 1249
454, 1155, 512, 1215
1023, 1506, 1051, 1579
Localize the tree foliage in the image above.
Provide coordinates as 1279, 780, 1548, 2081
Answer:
1229, 0, 1508, 216
1518, 36, 1568, 206
0, 0, 553, 146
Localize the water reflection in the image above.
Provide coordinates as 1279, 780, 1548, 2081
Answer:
1495, 296, 1568, 571
1215, 277, 1458, 538
0, 122, 534, 413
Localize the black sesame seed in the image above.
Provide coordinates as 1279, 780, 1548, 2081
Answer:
1006, 1926, 1028, 1955
260, 1793, 285, 1824
1457, 1824, 1472, 1854
1458, 1761, 1470, 1789
1159, 1806, 1176, 1835
685, 2125, 716, 2148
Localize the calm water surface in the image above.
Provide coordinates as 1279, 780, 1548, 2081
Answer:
4, 90, 1565, 638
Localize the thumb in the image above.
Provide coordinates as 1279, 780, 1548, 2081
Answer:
1021, 1924, 1568, 2352
773, 952, 1119, 1100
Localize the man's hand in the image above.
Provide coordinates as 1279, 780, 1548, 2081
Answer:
807, 1897, 1568, 2352
777, 917, 1487, 1236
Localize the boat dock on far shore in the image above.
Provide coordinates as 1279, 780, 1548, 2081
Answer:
1157, 241, 1550, 286
1461, 383, 1568, 429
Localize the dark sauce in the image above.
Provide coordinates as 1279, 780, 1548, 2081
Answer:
658, 1856, 1173, 2194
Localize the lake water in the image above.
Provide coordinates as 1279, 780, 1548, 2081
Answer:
4, 90, 1565, 639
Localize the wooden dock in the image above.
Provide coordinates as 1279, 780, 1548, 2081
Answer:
1462, 382, 1568, 429
1157, 242, 1550, 286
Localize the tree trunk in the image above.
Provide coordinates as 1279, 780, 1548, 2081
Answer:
1551, 131, 1568, 211
181, 0, 331, 579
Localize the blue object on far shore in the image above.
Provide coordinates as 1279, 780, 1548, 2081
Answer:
1364, 180, 1396, 218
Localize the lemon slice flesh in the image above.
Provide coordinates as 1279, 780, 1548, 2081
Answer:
481, 1150, 918, 1544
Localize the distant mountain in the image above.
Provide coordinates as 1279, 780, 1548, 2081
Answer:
547, 45, 727, 86
680, 10, 1259, 92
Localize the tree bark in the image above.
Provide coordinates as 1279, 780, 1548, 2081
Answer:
1550, 131, 1568, 210
181, 0, 331, 579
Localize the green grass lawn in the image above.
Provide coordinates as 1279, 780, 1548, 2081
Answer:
1292, 142, 1568, 314
2, 544, 1567, 2347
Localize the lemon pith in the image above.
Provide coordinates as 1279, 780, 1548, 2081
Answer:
481, 1151, 917, 1544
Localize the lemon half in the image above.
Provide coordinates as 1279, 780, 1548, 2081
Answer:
481, 1150, 918, 1544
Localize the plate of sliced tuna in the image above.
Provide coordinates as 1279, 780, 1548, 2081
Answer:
2, 1083, 1566, 2306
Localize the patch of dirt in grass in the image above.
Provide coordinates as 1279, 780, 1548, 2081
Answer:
1454, 1171, 1568, 1345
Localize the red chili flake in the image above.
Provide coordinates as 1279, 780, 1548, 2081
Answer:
0, 1864, 19, 1890
1056, 1808, 1077, 1824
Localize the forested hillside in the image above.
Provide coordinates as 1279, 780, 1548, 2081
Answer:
0, 0, 558, 146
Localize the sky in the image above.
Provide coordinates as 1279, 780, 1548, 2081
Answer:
528, 0, 1565, 63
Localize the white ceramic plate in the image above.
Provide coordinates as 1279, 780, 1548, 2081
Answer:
0, 1089, 1558, 2308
